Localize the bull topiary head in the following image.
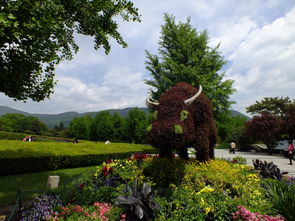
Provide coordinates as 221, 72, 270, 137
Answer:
146, 82, 202, 152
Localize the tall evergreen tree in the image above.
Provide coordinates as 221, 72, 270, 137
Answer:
145, 14, 235, 121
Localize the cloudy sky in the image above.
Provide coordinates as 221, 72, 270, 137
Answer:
1, 0, 295, 116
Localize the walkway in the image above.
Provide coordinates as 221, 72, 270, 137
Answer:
214, 149, 295, 177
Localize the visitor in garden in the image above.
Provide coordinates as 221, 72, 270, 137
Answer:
287, 140, 294, 165
230, 142, 236, 154
73, 138, 78, 143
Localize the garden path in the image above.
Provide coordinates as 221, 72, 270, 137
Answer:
214, 149, 295, 177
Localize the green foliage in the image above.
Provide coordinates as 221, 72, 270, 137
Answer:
0, 130, 28, 140
142, 158, 186, 188
146, 124, 152, 133
0, 113, 47, 134
262, 179, 295, 221
68, 115, 92, 140
90, 111, 115, 141
0, 165, 98, 208
0, 0, 140, 101
232, 156, 247, 165
174, 124, 183, 134
217, 115, 247, 142
180, 110, 188, 121
0, 140, 156, 174
145, 14, 235, 121
246, 97, 294, 118
125, 108, 148, 144
153, 110, 158, 120
116, 180, 160, 220
4, 155, 287, 220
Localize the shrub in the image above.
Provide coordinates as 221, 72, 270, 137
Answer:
0, 131, 28, 140
252, 159, 288, 180
232, 156, 247, 165
262, 178, 295, 221
142, 158, 186, 188
116, 180, 160, 221
232, 206, 285, 221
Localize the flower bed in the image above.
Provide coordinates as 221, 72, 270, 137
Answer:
18, 153, 294, 220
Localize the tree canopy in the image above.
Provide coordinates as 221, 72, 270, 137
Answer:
0, 113, 47, 134
145, 14, 235, 121
246, 97, 294, 118
0, 0, 140, 101
245, 112, 282, 152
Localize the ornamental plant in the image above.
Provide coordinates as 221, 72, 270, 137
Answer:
19, 194, 63, 221
116, 180, 160, 221
19, 154, 288, 220
262, 179, 295, 221
232, 206, 285, 221
52, 202, 127, 221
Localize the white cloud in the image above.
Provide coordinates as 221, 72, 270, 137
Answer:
228, 7, 295, 114
210, 17, 257, 55
1, 0, 295, 116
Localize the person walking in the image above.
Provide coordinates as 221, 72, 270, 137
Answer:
287, 140, 294, 165
230, 142, 236, 154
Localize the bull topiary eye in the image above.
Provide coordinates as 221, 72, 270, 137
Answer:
180, 110, 188, 121
153, 110, 158, 120
147, 125, 152, 133
175, 125, 183, 134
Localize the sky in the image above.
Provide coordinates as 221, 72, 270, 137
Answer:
1, 0, 295, 116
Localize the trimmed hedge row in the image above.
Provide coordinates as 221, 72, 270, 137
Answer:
0, 131, 27, 140
0, 131, 73, 142
0, 152, 141, 175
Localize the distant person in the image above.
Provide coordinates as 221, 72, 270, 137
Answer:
230, 142, 236, 154
287, 140, 294, 165
28, 136, 32, 142
22, 136, 28, 141
73, 138, 78, 143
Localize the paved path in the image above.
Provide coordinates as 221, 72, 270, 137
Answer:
214, 149, 295, 177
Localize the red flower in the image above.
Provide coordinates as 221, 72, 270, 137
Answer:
102, 166, 108, 176
108, 167, 113, 174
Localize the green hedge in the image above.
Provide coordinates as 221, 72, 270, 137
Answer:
0, 131, 73, 142
0, 152, 141, 175
0, 131, 27, 140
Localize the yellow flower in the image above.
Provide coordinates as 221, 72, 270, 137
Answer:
197, 186, 214, 194
200, 197, 205, 205
204, 207, 214, 215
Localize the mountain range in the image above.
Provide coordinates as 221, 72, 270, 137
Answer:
0, 105, 249, 128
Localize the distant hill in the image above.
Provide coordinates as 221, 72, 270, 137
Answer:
0, 105, 149, 128
0, 105, 29, 116
0, 105, 249, 128
229, 110, 251, 120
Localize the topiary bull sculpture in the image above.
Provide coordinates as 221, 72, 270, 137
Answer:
146, 82, 217, 161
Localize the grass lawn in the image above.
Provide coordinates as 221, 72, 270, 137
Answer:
0, 165, 99, 209
0, 140, 156, 159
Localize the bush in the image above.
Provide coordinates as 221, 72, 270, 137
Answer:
0, 131, 28, 140
142, 158, 186, 188
19, 156, 286, 220
262, 178, 295, 221
0, 152, 137, 175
